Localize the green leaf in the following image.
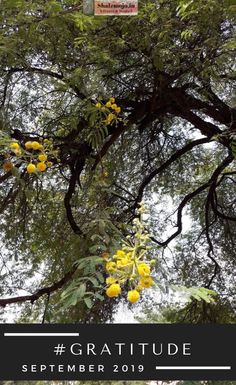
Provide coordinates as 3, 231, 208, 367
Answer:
84, 297, 93, 309
93, 293, 104, 301
88, 276, 99, 286
96, 271, 105, 283
76, 283, 87, 298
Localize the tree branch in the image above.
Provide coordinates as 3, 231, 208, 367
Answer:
202, 155, 234, 288
153, 155, 234, 248
6, 67, 86, 100
159, 181, 211, 247
64, 161, 84, 235
0, 266, 77, 307
133, 137, 210, 209
178, 109, 222, 138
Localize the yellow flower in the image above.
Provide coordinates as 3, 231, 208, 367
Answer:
111, 103, 118, 110
127, 290, 140, 303
109, 97, 115, 103
95, 102, 102, 109
31, 141, 41, 150
10, 142, 20, 150
104, 113, 116, 125
117, 258, 130, 267
47, 161, 53, 167
116, 250, 126, 258
38, 153, 47, 162
105, 101, 112, 108
106, 283, 121, 298
3, 161, 14, 172
115, 107, 121, 114
15, 149, 22, 156
38, 143, 44, 151
36, 162, 47, 172
27, 163, 36, 174
25, 141, 33, 150
106, 261, 117, 271
139, 276, 153, 288
137, 263, 150, 277
106, 277, 117, 285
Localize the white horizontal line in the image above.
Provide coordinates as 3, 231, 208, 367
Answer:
4, 333, 79, 337
156, 366, 231, 370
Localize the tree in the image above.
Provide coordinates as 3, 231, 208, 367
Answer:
0, 0, 235, 322
138, 294, 236, 324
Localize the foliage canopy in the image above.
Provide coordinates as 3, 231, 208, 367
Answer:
0, 0, 235, 322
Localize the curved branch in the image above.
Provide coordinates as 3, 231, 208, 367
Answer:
64, 161, 84, 235
203, 155, 234, 287
5, 66, 63, 81
209, 172, 236, 222
206, 155, 234, 222
159, 181, 211, 247
211, 197, 236, 222
1, 69, 14, 108
6, 67, 86, 100
0, 187, 19, 215
0, 266, 77, 307
153, 155, 234, 248
133, 137, 210, 209
205, 185, 219, 288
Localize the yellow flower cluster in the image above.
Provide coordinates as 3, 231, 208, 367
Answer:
103, 210, 155, 303
95, 97, 121, 125
104, 249, 153, 303
24, 140, 53, 174
2, 139, 54, 175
